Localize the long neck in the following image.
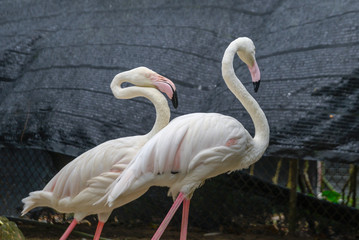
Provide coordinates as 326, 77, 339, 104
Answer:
221, 40, 269, 149
111, 77, 170, 138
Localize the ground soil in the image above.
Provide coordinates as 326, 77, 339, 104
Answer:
18, 222, 318, 240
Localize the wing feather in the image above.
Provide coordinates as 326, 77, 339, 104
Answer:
107, 112, 248, 202
43, 136, 146, 199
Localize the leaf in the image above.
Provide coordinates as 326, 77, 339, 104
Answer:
321, 190, 341, 203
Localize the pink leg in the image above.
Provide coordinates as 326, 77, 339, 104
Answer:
60, 219, 78, 240
180, 198, 190, 240
93, 221, 105, 240
151, 192, 185, 240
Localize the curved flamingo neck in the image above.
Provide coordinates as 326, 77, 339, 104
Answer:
221, 39, 269, 149
111, 75, 170, 139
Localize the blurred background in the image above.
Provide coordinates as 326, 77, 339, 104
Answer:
1, 0, 358, 239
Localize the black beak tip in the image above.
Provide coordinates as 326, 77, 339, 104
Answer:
171, 90, 178, 109
253, 81, 260, 93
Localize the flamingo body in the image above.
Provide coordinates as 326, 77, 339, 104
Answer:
23, 135, 144, 214
107, 112, 261, 202
21, 67, 178, 239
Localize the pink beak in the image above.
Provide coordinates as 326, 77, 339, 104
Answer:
248, 60, 261, 92
153, 76, 178, 108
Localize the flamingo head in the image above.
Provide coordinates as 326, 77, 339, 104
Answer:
236, 37, 261, 92
120, 67, 178, 108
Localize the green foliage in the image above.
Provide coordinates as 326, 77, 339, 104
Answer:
321, 190, 341, 204
0, 216, 25, 240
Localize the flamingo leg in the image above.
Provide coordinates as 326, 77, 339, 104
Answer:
180, 198, 190, 240
151, 192, 185, 240
59, 219, 78, 240
93, 221, 105, 240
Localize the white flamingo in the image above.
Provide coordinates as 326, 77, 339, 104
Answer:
104, 37, 270, 240
21, 67, 178, 240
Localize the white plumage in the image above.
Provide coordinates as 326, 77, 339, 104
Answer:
107, 113, 254, 201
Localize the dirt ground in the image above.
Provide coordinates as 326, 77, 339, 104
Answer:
18, 222, 318, 240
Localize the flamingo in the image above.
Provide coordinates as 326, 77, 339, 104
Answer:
104, 37, 270, 239
21, 67, 178, 240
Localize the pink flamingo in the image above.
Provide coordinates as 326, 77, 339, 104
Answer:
104, 37, 270, 239
21, 67, 178, 240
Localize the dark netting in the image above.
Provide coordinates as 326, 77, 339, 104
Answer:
0, 147, 56, 216
1, 1, 358, 163
0, 0, 358, 238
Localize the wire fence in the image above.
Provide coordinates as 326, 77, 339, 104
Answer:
0, 146, 358, 237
